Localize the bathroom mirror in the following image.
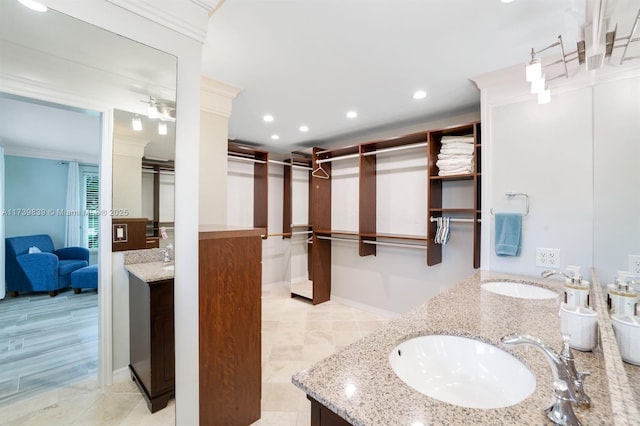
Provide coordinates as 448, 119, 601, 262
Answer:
289, 161, 313, 300
0, 0, 176, 414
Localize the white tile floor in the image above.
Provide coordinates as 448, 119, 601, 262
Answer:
0, 284, 390, 426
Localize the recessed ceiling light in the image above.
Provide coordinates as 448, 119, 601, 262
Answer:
346, 111, 358, 119
271, 134, 280, 140
263, 114, 274, 122
18, 0, 48, 12
299, 125, 309, 132
501, 0, 515, 3
413, 90, 427, 100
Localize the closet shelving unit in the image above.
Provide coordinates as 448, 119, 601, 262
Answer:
426, 121, 481, 268
228, 142, 269, 237
142, 158, 175, 248
358, 131, 430, 257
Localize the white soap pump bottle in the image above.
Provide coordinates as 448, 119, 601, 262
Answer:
564, 265, 590, 308
608, 271, 638, 316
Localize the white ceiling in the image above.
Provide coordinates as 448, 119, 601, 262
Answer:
202, 0, 639, 154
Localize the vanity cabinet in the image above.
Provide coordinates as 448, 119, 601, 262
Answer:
199, 226, 263, 425
309, 396, 352, 426
128, 275, 175, 413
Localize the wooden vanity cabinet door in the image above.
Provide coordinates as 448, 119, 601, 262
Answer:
150, 279, 175, 394
128, 275, 175, 413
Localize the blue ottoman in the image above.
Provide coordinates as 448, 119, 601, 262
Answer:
71, 264, 98, 294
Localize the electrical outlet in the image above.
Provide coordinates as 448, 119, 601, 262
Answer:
628, 255, 640, 275
536, 248, 560, 268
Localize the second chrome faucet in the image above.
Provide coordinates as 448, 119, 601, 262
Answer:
501, 333, 590, 425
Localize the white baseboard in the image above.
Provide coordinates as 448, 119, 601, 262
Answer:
112, 366, 131, 384
330, 295, 401, 319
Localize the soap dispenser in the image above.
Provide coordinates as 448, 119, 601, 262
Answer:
608, 271, 638, 316
564, 265, 590, 308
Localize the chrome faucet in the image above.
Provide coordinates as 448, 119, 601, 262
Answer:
162, 249, 170, 263
541, 270, 570, 280
501, 334, 591, 411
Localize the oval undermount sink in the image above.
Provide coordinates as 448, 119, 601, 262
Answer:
389, 335, 535, 409
481, 281, 557, 300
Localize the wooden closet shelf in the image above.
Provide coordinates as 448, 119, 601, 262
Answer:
429, 173, 476, 181
314, 229, 359, 236
429, 208, 480, 214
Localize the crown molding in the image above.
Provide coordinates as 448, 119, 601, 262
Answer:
105, 0, 216, 43
200, 76, 242, 118
113, 135, 149, 157
2, 146, 99, 165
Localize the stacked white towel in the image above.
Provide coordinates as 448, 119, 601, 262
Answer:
436, 135, 475, 176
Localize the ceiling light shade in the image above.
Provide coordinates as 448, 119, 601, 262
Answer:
147, 98, 159, 119
525, 58, 542, 83
158, 121, 167, 135
271, 134, 280, 140
131, 116, 142, 131
299, 125, 309, 132
263, 114, 274, 122
413, 90, 427, 99
531, 74, 546, 94
346, 110, 358, 119
18, 0, 47, 12
538, 87, 551, 104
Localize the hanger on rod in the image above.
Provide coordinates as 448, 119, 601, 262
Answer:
312, 163, 330, 179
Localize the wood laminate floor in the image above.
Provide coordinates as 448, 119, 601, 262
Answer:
0, 288, 98, 408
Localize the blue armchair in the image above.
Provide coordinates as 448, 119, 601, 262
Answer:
5, 234, 89, 297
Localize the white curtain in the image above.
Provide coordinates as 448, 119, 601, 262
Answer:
0, 147, 5, 300
65, 161, 81, 247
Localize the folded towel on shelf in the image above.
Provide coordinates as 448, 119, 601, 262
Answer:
438, 167, 474, 176
440, 145, 475, 155
437, 157, 474, 167
438, 153, 473, 160
440, 135, 474, 144
494, 213, 522, 256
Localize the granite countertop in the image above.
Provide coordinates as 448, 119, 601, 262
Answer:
125, 261, 174, 283
123, 248, 174, 283
293, 271, 618, 425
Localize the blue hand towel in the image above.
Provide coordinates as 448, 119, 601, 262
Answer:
495, 213, 522, 256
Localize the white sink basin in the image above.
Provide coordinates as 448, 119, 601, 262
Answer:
481, 281, 557, 300
389, 335, 535, 409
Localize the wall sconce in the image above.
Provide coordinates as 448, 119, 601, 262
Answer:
525, 5, 640, 105
131, 116, 142, 131
158, 121, 167, 135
